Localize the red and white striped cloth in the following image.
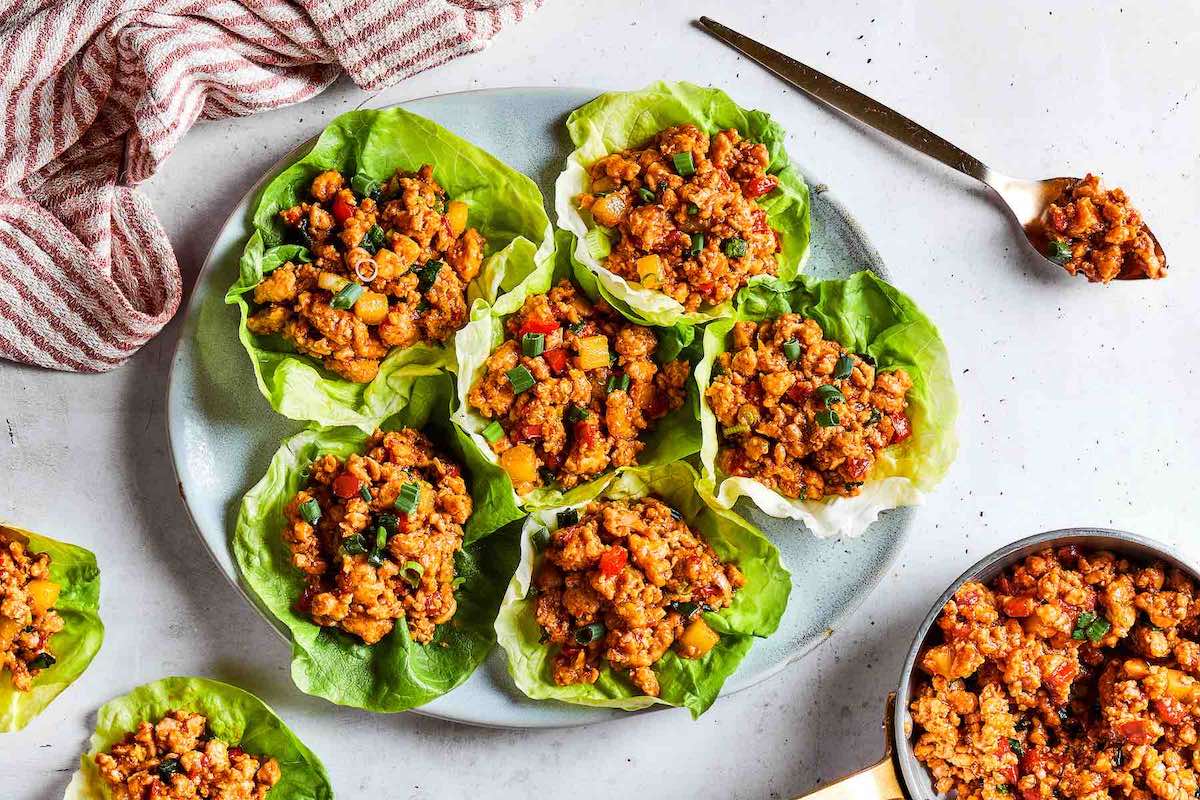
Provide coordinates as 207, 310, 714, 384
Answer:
0, 0, 540, 372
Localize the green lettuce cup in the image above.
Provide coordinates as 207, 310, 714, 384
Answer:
234, 373, 522, 712
64, 676, 331, 799
554, 80, 811, 326
453, 231, 704, 513
698, 272, 958, 539
494, 461, 790, 719
0, 525, 102, 733
227, 106, 555, 430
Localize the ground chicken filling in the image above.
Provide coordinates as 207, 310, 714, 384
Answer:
705, 315, 912, 501
532, 497, 745, 697
1042, 173, 1165, 283
95, 710, 281, 800
467, 280, 690, 495
247, 165, 486, 383
0, 534, 63, 691
283, 429, 472, 645
911, 546, 1200, 800
577, 124, 782, 311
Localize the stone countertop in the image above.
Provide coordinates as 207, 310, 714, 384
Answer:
4, 1, 1199, 797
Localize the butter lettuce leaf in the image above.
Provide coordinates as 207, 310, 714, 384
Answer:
555, 81, 811, 325
493, 461, 790, 718
698, 272, 958, 538
227, 107, 554, 430
64, 676, 331, 799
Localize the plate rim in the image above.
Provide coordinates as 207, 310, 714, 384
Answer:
164, 84, 907, 728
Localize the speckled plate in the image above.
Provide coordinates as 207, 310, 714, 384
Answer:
165, 87, 914, 728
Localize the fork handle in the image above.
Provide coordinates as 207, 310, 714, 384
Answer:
698, 17, 999, 186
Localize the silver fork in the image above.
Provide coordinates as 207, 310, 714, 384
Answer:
698, 16, 1167, 281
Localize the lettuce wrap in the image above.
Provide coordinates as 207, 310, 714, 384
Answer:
227, 107, 555, 430
493, 461, 790, 718
453, 230, 704, 513
64, 676, 331, 800
233, 373, 521, 712
698, 272, 958, 539
555, 81, 811, 326
0, 525, 102, 733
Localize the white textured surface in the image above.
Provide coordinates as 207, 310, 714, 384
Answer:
3, 1, 1199, 797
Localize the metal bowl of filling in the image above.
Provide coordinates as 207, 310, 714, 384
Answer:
791, 528, 1200, 800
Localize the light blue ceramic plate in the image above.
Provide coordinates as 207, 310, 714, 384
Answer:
166, 87, 914, 728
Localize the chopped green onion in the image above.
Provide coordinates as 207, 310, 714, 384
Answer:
1086, 617, 1111, 643
1008, 738, 1024, 758
568, 321, 586, 334
367, 551, 384, 567
668, 601, 705, 620
815, 384, 845, 407
341, 534, 367, 555
330, 282, 364, 310
637, 187, 655, 203
584, 226, 611, 260
721, 237, 748, 258
400, 560, 424, 588
538, 467, 556, 485
833, 354, 855, 380
156, 757, 182, 782
416, 261, 443, 291
687, 203, 699, 216
522, 332, 545, 357
688, 233, 704, 257
573, 622, 606, 644
669, 507, 683, 521
606, 373, 630, 393
359, 485, 373, 503
815, 409, 840, 428
350, 174, 378, 199
364, 224, 387, 253
299, 498, 321, 525
1072, 611, 1098, 640
451, 576, 466, 590
27, 652, 55, 670
1048, 238, 1073, 264
866, 408, 883, 425
394, 482, 421, 514
482, 421, 505, 442
557, 508, 579, 527
781, 339, 802, 361
375, 526, 388, 550
531, 527, 550, 550
672, 151, 695, 176
723, 424, 749, 436
377, 513, 399, 533
566, 405, 590, 422
507, 365, 535, 394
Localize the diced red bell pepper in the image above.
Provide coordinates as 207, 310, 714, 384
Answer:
744, 175, 779, 199
519, 318, 560, 336
542, 450, 561, 470
890, 412, 912, 443
331, 195, 354, 224
787, 382, 813, 402
332, 472, 362, 499
543, 348, 568, 375
293, 584, 318, 614
599, 547, 628, 577
1044, 659, 1078, 692
444, 464, 460, 478
995, 739, 1018, 785
518, 424, 544, 441
843, 457, 870, 481
1116, 718, 1157, 744
751, 208, 771, 233
1153, 698, 1188, 725
574, 421, 598, 446
1003, 595, 1037, 618
1019, 745, 1043, 776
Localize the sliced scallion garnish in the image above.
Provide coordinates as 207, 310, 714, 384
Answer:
688, 233, 704, 257
566, 405, 590, 423
637, 187, 655, 203
606, 373, 630, 393
341, 534, 367, 555
482, 421, 505, 442
507, 365, 535, 394
359, 485, 373, 503
557, 508, 579, 528
781, 339, 802, 361
832, 354, 855, 380
1048, 238, 1073, 264
722, 424, 749, 437
377, 513, 399, 533
330, 282, 364, 310
815, 409, 840, 428
299, 498, 321, 525
573, 622, 606, 644
531, 527, 550, 550
394, 482, 421, 514
671, 151, 695, 177
350, 174, 378, 199
27, 652, 55, 670
522, 332, 545, 357
721, 237, 748, 258
815, 384, 844, 407
400, 561, 424, 588
416, 261, 443, 291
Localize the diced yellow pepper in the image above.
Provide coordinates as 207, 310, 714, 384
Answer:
26, 579, 60, 615
0, 618, 20, 651
499, 444, 538, 485
677, 618, 720, 659
636, 254, 663, 289
446, 200, 469, 237
575, 336, 611, 370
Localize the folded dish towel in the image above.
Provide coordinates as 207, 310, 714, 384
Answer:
0, 0, 540, 372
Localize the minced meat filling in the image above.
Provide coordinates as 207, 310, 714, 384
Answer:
1042, 173, 1165, 283
911, 546, 1200, 800
247, 165, 485, 383
705, 315, 912, 500
283, 429, 471, 645
0, 534, 63, 691
467, 280, 690, 495
578, 124, 782, 311
95, 710, 281, 800
532, 497, 745, 697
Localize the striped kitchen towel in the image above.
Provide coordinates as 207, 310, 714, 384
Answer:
0, 0, 541, 372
